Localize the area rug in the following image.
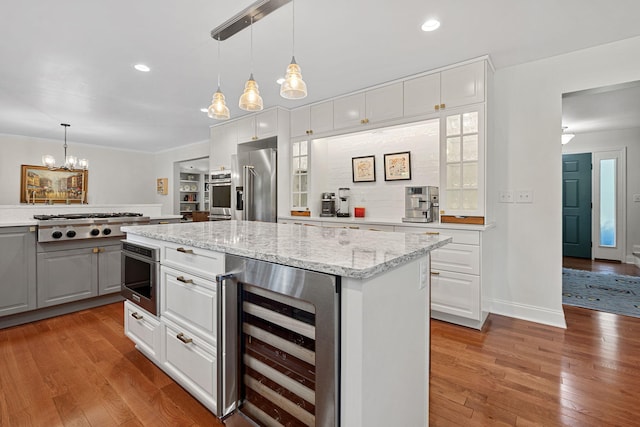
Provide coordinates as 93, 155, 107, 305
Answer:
562, 268, 640, 318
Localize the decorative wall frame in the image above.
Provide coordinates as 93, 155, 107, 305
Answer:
383, 151, 411, 181
157, 178, 169, 195
21, 165, 88, 204
352, 155, 376, 182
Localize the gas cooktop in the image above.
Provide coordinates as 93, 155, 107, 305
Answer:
34, 212, 144, 220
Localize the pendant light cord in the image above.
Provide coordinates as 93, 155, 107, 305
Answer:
217, 36, 221, 89
292, 0, 296, 57
250, 15, 254, 75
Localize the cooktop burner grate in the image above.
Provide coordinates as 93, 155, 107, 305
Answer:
33, 212, 144, 220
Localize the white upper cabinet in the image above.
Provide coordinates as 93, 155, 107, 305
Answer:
333, 82, 403, 130
403, 73, 441, 117
440, 61, 485, 109
237, 109, 279, 142
210, 122, 237, 171
291, 101, 334, 138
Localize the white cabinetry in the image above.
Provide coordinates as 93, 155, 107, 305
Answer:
210, 123, 237, 171
124, 301, 161, 360
237, 108, 278, 142
290, 101, 334, 138
333, 82, 403, 130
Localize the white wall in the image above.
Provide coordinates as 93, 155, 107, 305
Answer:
491, 36, 640, 327
0, 133, 155, 205
311, 120, 440, 219
153, 140, 210, 214
563, 127, 640, 262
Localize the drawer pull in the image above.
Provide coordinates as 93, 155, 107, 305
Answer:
348, 226, 360, 229
131, 312, 143, 320
424, 231, 440, 235
431, 271, 440, 276
176, 276, 194, 284
176, 333, 193, 344
159, 221, 169, 224
176, 247, 194, 254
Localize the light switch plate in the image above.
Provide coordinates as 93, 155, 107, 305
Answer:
499, 190, 514, 203
516, 190, 533, 203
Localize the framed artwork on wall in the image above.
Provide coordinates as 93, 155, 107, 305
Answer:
352, 155, 376, 182
383, 151, 411, 181
20, 164, 88, 204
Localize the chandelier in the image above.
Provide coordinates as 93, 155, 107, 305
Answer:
42, 123, 89, 170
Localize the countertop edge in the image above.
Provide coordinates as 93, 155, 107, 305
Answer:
279, 216, 496, 231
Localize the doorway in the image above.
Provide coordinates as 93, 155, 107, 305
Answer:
562, 153, 592, 258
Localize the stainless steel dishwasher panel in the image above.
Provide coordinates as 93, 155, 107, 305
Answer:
217, 254, 340, 426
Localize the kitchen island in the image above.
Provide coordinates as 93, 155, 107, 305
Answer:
122, 220, 451, 426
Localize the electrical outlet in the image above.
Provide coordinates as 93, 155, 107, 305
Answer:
633, 194, 640, 202
499, 190, 514, 203
516, 190, 533, 203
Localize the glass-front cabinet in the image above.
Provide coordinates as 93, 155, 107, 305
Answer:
291, 140, 309, 210
440, 105, 485, 218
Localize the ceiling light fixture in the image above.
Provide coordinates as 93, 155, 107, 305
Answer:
421, 19, 441, 32
134, 64, 150, 72
42, 123, 88, 170
562, 127, 575, 144
208, 36, 231, 120
280, 0, 307, 99
239, 16, 264, 111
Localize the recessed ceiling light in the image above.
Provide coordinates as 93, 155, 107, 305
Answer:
134, 64, 151, 72
421, 19, 440, 32
276, 77, 285, 85
200, 108, 208, 113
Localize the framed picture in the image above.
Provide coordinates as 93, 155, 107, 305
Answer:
352, 155, 376, 182
157, 178, 168, 195
20, 165, 88, 204
384, 151, 411, 181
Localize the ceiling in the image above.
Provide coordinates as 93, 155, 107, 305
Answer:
2, 0, 640, 153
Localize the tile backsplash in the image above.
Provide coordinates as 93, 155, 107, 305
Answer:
310, 119, 439, 220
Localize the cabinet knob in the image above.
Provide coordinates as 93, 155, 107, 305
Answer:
309, 129, 313, 134
440, 103, 446, 109
92, 247, 100, 254
252, 136, 258, 141
434, 104, 440, 111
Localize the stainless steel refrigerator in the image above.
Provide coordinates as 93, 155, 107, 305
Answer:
231, 148, 277, 222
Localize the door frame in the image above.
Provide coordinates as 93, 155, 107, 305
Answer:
563, 146, 627, 262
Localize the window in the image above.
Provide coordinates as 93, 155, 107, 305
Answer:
599, 158, 616, 247
291, 140, 309, 209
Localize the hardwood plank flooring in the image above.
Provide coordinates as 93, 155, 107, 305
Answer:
563, 256, 640, 276
2, 302, 640, 426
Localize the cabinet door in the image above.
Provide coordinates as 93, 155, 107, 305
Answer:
440, 105, 485, 217
124, 301, 161, 361
440, 61, 485, 109
37, 248, 98, 307
210, 122, 237, 171
163, 320, 217, 413
161, 266, 217, 344
333, 93, 365, 130
236, 115, 256, 142
290, 106, 311, 138
98, 244, 122, 295
404, 73, 441, 116
255, 109, 278, 139
431, 270, 480, 321
365, 82, 403, 123
310, 101, 334, 134
0, 227, 36, 317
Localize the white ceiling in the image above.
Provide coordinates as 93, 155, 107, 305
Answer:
2, 0, 640, 152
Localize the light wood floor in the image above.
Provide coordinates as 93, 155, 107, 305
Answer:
2, 302, 640, 426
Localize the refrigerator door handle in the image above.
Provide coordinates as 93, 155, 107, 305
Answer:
242, 165, 256, 221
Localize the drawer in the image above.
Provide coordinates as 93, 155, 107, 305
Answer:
394, 226, 480, 245
124, 301, 161, 360
163, 320, 217, 412
162, 242, 224, 280
430, 270, 480, 321
161, 265, 217, 345
431, 243, 480, 275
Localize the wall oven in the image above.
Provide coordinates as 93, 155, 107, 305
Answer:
210, 172, 232, 220
121, 241, 160, 315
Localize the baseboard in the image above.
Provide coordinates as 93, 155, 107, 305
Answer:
487, 298, 567, 329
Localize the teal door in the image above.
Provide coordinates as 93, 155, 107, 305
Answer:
562, 153, 592, 258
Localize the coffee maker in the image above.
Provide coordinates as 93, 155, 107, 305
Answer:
336, 188, 350, 217
402, 186, 439, 223
320, 192, 336, 217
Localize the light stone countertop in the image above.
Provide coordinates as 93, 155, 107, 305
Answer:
278, 215, 495, 231
122, 220, 452, 279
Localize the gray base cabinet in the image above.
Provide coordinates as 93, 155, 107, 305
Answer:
0, 226, 37, 317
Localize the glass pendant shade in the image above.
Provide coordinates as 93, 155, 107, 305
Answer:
42, 155, 56, 169
208, 88, 230, 120
280, 57, 307, 99
65, 155, 78, 169
78, 158, 89, 170
239, 74, 264, 111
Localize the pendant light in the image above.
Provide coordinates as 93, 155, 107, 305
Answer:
42, 123, 88, 170
239, 16, 264, 111
280, 0, 307, 99
208, 36, 230, 120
